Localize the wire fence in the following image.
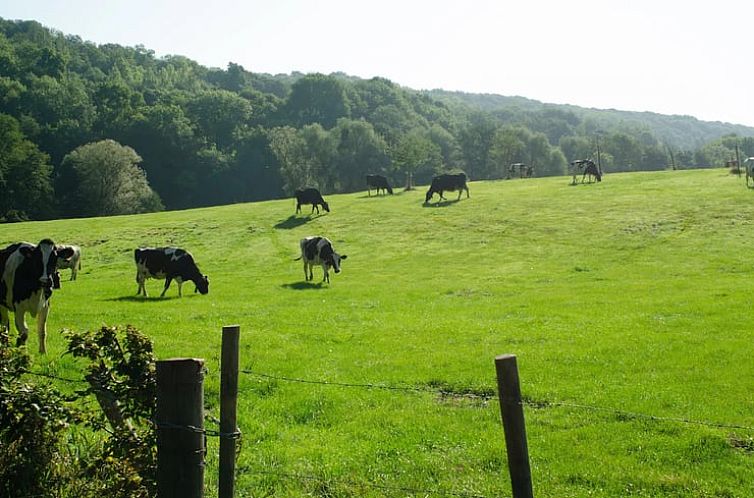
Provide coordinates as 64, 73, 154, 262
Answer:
241, 369, 754, 432
11, 365, 754, 497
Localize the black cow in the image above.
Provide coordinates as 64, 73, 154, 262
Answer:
135, 247, 209, 297
294, 236, 347, 283
0, 239, 74, 353
424, 173, 470, 203
366, 174, 393, 196
295, 188, 330, 214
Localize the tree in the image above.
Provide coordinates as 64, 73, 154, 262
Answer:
58, 139, 163, 217
0, 113, 54, 221
284, 73, 351, 128
391, 128, 442, 188
333, 119, 390, 192
489, 128, 526, 179
267, 126, 307, 195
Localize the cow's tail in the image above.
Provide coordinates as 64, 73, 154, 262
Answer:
293, 255, 303, 261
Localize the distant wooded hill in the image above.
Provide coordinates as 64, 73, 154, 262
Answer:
0, 17, 752, 222
428, 90, 754, 150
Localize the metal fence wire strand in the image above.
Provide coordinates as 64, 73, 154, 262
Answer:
242, 369, 494, 400
241, 369, 754, 432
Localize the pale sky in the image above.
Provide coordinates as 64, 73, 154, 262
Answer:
3, 0, 753, 126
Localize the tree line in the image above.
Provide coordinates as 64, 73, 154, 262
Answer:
1, 18, 753, 222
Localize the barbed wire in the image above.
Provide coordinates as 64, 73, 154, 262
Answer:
241, 369, 754, 432
248, 468, 496, 498
242, 369, 494, 400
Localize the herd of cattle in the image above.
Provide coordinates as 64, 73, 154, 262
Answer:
0, 172, 467, 353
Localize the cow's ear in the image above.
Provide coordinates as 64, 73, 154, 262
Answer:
57, 247, 75, 259
340, 255, 348, 260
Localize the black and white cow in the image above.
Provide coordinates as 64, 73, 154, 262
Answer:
55, 244, 82, 280
0, 239, 74, 353
295, 236, 347, 283
366, 174, 393, 196
424, 173, 470, 203
134, 247, 209, 297
294, 188, 330, 214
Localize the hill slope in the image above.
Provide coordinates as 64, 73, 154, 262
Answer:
429, 89, 754, 149
4, 169, 754, 497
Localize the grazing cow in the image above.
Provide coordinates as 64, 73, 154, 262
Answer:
0, 239, 74, 353
294, 236, 347, 283
366, 174, 393, 196
295, 188, 330, 214
570, 159, 602, 184
581, 160, 602, 183
424, 173, 470, 203
745, 157, 754, 186
55, 244, 81, 280
135, 247, 209, 297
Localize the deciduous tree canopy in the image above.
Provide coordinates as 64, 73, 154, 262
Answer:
0, 17, 752, 221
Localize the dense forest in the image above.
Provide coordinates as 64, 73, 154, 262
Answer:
1, 17, 753, 222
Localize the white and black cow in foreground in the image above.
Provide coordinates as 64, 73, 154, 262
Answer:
295, 236, 347, 283
0, 239, 74, 353
135, 247, 209, 297
55, 244, 82, 280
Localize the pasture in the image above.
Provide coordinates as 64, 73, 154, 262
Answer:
3, 168, 754, 497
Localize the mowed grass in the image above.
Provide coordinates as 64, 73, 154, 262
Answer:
3, 168, 754, 497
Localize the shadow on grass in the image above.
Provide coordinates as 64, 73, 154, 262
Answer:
422, 198, 462, 208
103, 295, 180, 302
274, 214, 325, 230
281, 281, 326, 290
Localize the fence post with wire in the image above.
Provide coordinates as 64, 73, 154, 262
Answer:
156, 357, 206, 498
219, 325, 241, 498
495, 354, 534, 498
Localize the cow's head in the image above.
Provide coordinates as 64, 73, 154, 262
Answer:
321, 201, 330, 213
194, 275, 210, 295
328, 253, 347, 274
23, 239, 73, 291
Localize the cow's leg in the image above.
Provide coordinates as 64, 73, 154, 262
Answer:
312, 205, 318, 214
177, 281, 183, 297
296, 202, 301, 214
465, 186, 470, 198
161, 278, 173, 297
322, 266, 329, 283
14, 311, 29, 348
37, 301, 50, 354
308, 263, 314, 281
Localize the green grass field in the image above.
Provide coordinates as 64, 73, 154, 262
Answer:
4, 168, 754, 497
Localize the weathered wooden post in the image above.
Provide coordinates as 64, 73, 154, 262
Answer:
219, 325, 241, 498
495, 354, 534, 498
156, 358, 205, 498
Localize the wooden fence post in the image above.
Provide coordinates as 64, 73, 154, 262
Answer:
219, 325, 241, 498
495, 354, 534, 498
156, 358, 205, 498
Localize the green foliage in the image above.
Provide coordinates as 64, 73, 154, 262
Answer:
0, 325, 158, 497
58, 139, 163, 217
0, 328, 75, 497
66, 325, 158, 497
0, 113, 54, 220
0, 16, 751, 221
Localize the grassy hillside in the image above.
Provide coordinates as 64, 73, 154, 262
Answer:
3, 169, 754, 497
